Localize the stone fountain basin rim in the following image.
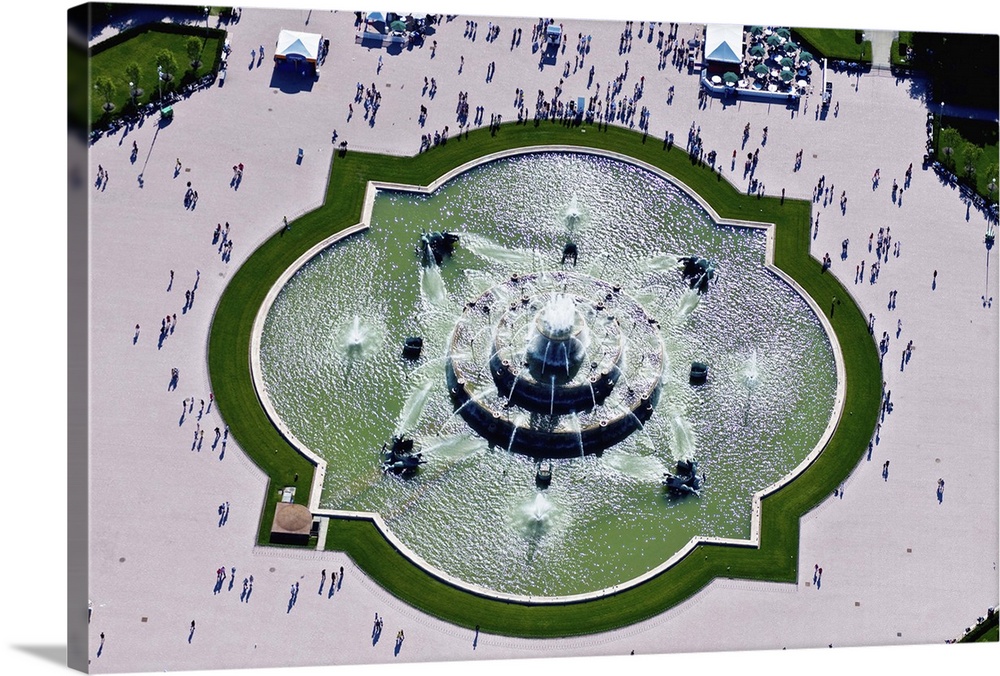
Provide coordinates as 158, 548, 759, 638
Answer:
246, 144, 849, 603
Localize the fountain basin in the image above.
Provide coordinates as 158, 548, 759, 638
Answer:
256, 149, 840, 597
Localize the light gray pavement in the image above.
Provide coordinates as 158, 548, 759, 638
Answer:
84, 7, 997, 673
867, 29, 895, 66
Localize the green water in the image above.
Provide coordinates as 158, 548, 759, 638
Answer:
259, 152, 837, 596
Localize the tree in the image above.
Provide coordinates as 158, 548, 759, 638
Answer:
939, 127, 962, 171
125, 62, 143, 101
910, 32, 999, 111
985, 162, 998, 198
155, 49, 178, 84
186, 36, 203, 70
962, 142, 983, 181
93, 75, 116, 112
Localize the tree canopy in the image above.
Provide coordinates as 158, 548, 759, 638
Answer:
910, 32, 999, 112
155, 49, 178, 82
186, 36, 203, 69
93, 75, 115, 111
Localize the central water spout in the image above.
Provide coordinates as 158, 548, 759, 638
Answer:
526, 293, 590, 382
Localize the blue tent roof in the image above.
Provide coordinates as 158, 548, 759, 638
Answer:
707, 40, 741, 64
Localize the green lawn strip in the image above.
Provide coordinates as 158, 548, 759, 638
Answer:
208, 121, 880, 635
89, 26, 223, 124
792, 28, 871, 62
959, 610, 999, 643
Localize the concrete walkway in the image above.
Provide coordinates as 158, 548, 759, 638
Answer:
81, 7, 997, 675
867, 29, 895, 67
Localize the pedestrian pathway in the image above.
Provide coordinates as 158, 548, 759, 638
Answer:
866, 29, 895, 67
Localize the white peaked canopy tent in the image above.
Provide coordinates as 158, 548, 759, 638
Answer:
704, 24, 743, 64
275, 29, 322, 63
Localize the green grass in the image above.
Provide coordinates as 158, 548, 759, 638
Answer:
793, 28, 872, 62
959, 610, 998, 643
891, 31, 915, 67
933, 116, 1000, 200
978, 624, 999, 642
89, 26, 221, 124
208, 121, 882, 636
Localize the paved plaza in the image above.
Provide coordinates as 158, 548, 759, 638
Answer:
28, 2, 1000, 675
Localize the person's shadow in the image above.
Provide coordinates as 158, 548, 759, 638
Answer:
372, 625, 381, 646
937, 485, 945, 503
394, 635, 404, 656
188, 627, 195, 643
882, 465, 889, 481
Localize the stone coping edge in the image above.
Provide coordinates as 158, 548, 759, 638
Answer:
247, 144, 847, 605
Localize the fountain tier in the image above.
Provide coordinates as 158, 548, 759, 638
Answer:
446, 270, 664, 458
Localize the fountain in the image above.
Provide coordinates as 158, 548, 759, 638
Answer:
564, 193, 582, 226
528, 492, 553, 522
742, 350, 760, 390
258, 151, 838, 596
663, 459, 703, 496
337, 315, 381, 361
446, 271, 663, 458
381, 436, 426, 475
420, 231, 460, 266
679, 256, 716, 293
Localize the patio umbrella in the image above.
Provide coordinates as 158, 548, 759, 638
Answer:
780, 69, 796, 82
784, 40, 799, 52
779, 56, 795, 68
389, 19, 407, 32
754, 63, 770, 76
367, 11, 384, 22
723, 71, 739, 84
767, 34, 783, 47
799, 51, 814, 63
775, 28, 791, 39
749, 25, 764, 35
749, 44, 766, 57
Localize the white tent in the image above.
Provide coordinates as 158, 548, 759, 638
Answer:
704, 24, 743, 64
275, 29, 322, 63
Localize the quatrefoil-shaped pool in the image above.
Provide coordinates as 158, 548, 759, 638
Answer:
258, 151, 837, 597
